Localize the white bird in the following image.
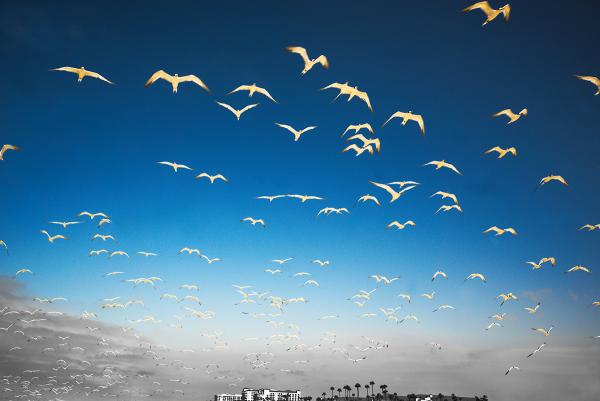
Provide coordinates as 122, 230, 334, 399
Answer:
430, 191, 459, 205
387, 220, 416, 230
420, 291, 435, 300
275, 123, 317, 142
483, 226, 518, 236
527, 342, 546, 358
49, 221, 82, 229
493, 108, 527, 124
216, 102, 258, 120
575, 75, 600, 95
241, 217, 266, 227
423, 160, 463, 175
565, 265, 591, 274
505, 366, 520, 376
383, 111, 425, 136
92, 234, 115, 241
486, 322, 502, 330
97, 218, 111, 227
370, 181, 416, 202
399, 314, 419, 324
342, 123, 374, 137
436, 204, 463, 214
272, 257, 293, 264
40, 230, 67, 243
303, 280, 320, 287
313, 259, 330, 266
78, 211, 109, 220
432, 304, 455, 312
265, 269, 283, 275
0, 144, 20, 160
431, 271, 448, 281
89, 249, 109, 256
286, 46, 329, 75
138, 251, 158, 257
201, 255, 221, 264
228, 83, 276, 102
196, 173, 228, 183
110, 251, 129, 258
524, 302, 541, 314
357, 194, 381, 206
398, 293, 411, 303
52, 66, 114, 84
144, 70, 209, 93
256, 195, 286, 202
532, 326, 554, 337
157, 161, 193, 172
369, 275, 400, 285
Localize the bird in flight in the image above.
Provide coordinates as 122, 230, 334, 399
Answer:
78, 211, 109, 220
493, 108, 528, 124
505, 366, 520, 376
0, 240, 7, 254
369, 275, 400, 285
436, 204, 463, 214
357, 194, 381, 206
423, 160, 463, 175
138, 251, 158, 257
346, 134, 381, 153
342, 123, 374, 137
485, 146, 517, 159
433, 304, 455, 312
430, 191, 459, 205
527, 342, 546, 358
216, 102, 258, 120
486, 322, 502, 330
321, 82, 373, 111
92, 234, 115, 241
532, 326, 554, 337
272, 258, 293, 264
158, 161, 193, 172
275, 123, 317, 142
145, 70, 209, 93
565, 265, 591, 274
318, 207, 349, 216
538, 175, 568, 188
40, 230, 67, 243
15, 268, 33, 277
287, 194, 324, 202
52, 66, 114, 84
313, 259, 330, 267
265, 269, 283, 275
257, 195, 286, 202
431, 271, 448, 282
483, 226, 518, 236
463, 2, 511, 26
0, 144, 19, 160
196, 173, 228, 183
286, 46, 329, 75
369, 181, 416, 202
229, 84, 277, 103
49, 221, 81, 229
524, 302, 541, 314
574, 75, 600, 95
526, 257, 556, 270
387, 220, 416, 230
579, 223, 600, 231
242, 217, 266, 227
497, 292, 518, 306
342, 143, 374, 157
383, 111, 425, 136
465, 273, 486, 282
179, 247, 202, 256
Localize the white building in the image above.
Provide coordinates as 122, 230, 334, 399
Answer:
241, 388, 301, 401
215, 394, 243, 401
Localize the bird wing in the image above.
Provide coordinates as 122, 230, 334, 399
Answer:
413, 114, 425, 135
240, 104, 259, 114
179, 75, 210, 92
383, 112, 408, 126
145, 70, 171, 87
369, 181, 396, 197
255, 87, 277, 103
501, 4, 511, 20
321, 82, 349, 91
315, 55, 329, 69
84, 70, 114, 85
286, 46, 310, 64
485, 146, 502, 154
347, 133, 369, 145
575, 75, 600, 87
52, 66, 81, 74
216, 102, 237, 115
275, 123, 297, 135
445, 162, 463, 175
356, 90, 373, 111
493, 109, 513, 118
342, 144, 362, 154
463, 1, 493, 14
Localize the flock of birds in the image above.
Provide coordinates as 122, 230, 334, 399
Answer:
1, 2, 600, 401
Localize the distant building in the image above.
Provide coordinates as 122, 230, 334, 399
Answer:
215, 394, 243, 401
242, 388, 301, 401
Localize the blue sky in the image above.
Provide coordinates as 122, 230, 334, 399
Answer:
0, 0, 599, 396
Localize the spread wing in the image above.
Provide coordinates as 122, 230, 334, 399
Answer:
256, 87, 277, 103
347, 133, 369, 145
413, 114, 425, 135
356, 90, 373, 112
342, 144, 362, 154
145, 70, 172, 87
321, 82, 349, 91
383, 111, 408, 126
179, 75, 210, 92
286, 46, 310, 65
485, 146, 502, 154
52, 67, 81, 74
216, 102, 237, 115
502, 4, 511, 20
228, 85, 251, 95
85, 70, 115, 85
275, 123, 296, 134
493, 109, 513, 118
463, 1, 493, 15
239, 103, 259, 114
315, 55, 329, 69
575, 75, 600, 87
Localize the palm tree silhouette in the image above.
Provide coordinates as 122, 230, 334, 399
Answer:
369, 381, 375, 397
364, 385, 370, 399
337, 388, 342, 400
354, 384, 361, 399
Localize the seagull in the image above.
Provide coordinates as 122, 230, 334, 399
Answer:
48, 221, 82, 229
110, 251, 129, 258
138, 251, 158, 257
321, 82, 373, 111
78, 211, 109, 220
383, 111, 425, 136
463, 2, 511, 26
532, 326, 554, 337
526, 257, 556, 270
497, 292, 518, 306
420, 291, 435, 300
52, 66, 114, 84
398, 294, 411, 303
489, 313, 507, 321
256, 195, 286, 202
357, 194, 381, 206
430, 191, 459, 205
387, 220, 416, 230
493, 108, 527, 124
483, 226, 518, 236
287, 194, 324, 202
92, 234, 115, 241
275, 123, 317, 141
486, 322, 502, 330
505, 366, 520, 376
40, 230, 67, 243
202, 255, 221, 264
228, 84, 277, 103
15, 268, 33, 276
303, 280, 320, 287
465, 273, 486, 282
538, 175, 568, 188
313, 259, 330, 266
485, 146, 517, 158
145, 70, 209, 93
423, 160, 463, 175
436, 205, 463, 214
97, 218, 111, 227
157, 161, 193, 172
527, 342, 546, 358
579, 224, 600, 231
0, 144, 19, 160
272, 258, 293, 264
179, 247, 202, 256
432, 304, 455, 312
431, 271, 448, 281
565, 265, 591, 274
242, 217, 266, 227
370, 181, 416, 202
369, 275, 400, 285
286, 46, 329, 74
317, 207, 349, 216
574, 75, 600, 95
399, 314, 419, 324
342, 143, 373, 157
524, 302, 541, 314
196, 173, 228, 183
0, 240, 7, 254
265, 269, 283, 275
216, 102, 258, 120
346, 134, 381, 152
342, 123, 374, 137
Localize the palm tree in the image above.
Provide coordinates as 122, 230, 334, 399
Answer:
354, 384, 361, 399
330, 387, 335, 400
364, 385, 370, 399
379, 385, 387, 401
369, 381, 375, 397
337, 389, 342, 400
344, 385, 352, 399
322, 392, 327, 401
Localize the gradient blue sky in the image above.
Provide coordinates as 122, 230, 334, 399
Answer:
0, 0, 599, 390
